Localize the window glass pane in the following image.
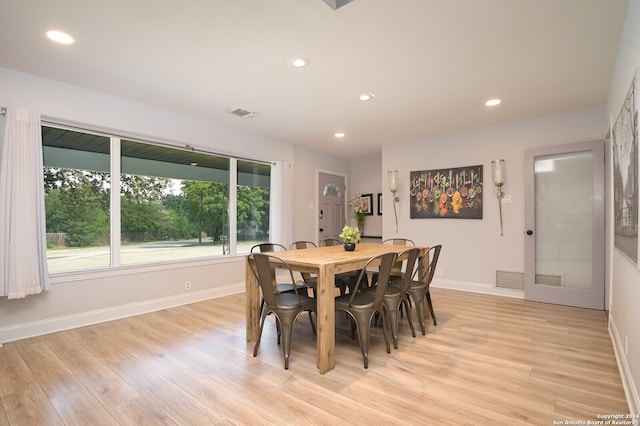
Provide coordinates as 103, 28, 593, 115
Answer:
236, 160, 270, 254
42, 126, 111, 272
120, 140, 230, 265
323, 182, 340, 197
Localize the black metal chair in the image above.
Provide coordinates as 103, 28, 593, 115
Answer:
250, 243, 287, 253
405, 245, 442, 334
290, 240, 323, 296
334, 252, 397, 368
323, 238, 365, 293
371, 238, 415, 284
369, 247, 420, 348
249, 253, 316, 369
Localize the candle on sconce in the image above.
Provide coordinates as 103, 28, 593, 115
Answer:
490, 159, 506, 236
388, 170, 398, 193
491, 159, 506, 186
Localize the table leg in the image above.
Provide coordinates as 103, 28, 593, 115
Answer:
316, 263, 336, 374
245, 258, 260, 342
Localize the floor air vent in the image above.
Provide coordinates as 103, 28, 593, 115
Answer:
535, 273, 564, 287
496, 270, 524, 290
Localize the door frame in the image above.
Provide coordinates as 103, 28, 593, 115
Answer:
316, 169, 348, 244
524, 140, 605, 309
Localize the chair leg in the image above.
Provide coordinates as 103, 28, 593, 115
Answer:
409, 291, 426, 335
402, 298, 416, 338
352, 314, 372, 369
426, 291, 437, 325
308, 310, 316, 334
280, 311, 300, 370
379, 307, 391, 354
384, 299, 400, 349
253, 307, 269, 357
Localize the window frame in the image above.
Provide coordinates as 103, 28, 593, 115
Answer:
42, 121, 271, 275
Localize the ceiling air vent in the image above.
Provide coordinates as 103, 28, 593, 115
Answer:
322, 0, 354, 10
228, 108, 256, 118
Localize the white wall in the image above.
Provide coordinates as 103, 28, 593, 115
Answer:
382, 109, 606, 295
604, 0, 640, 413
0, 67, 300, 342
349, 155, 382, 237
291, 145, 350, 244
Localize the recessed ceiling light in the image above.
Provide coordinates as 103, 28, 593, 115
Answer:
334, 132, 345, 138
359, 93, 375, 101
485, 98, 501, 106
45, 30, 75, 45
288, 57, 308, 68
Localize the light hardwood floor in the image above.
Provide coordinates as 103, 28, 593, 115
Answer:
0, 288, 629, 425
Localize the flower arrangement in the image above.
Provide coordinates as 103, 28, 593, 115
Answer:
339, 225, 361, 244
347, 194, 367, 224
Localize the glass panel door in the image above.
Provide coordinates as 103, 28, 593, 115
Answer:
534, 151, 593, 289
524, 140, 604, 309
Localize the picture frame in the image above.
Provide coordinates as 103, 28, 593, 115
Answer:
409, 165, 483, 219
361, 193, 374, 215
377, 193, 383, 215
612, 68, 639, 266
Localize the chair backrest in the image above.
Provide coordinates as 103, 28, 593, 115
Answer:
291, 240, 317, 249
323, 238, 342, 246
412, 245, 442, 286
382, 238, 415, 246
382, 238, 415, 274
349, 252, 397, 307
248, 253, 302, 307
396, 247, 421, 292
290, 241, 317, 281
250, 243, 287, 253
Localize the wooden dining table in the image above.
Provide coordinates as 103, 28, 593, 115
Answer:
245, 242, 429, 374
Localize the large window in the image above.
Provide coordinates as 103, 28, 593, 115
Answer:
42, 124, 270, 273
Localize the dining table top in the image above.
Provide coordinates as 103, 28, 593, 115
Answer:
265, 242, 425, 271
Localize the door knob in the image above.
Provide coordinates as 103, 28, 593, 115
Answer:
526, 230, 533, 235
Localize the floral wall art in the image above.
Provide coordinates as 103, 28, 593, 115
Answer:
410, 165, 483, 219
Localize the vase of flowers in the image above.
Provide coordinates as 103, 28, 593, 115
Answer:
339, 225, 361, 251
347, 194, 367, 235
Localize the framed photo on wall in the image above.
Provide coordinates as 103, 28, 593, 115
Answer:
377, 193, 382, 215
361, 194, 374, 215
409, 165, 483, 219
612, 68, 639, 266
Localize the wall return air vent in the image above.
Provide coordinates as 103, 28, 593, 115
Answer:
495, 270, 564, 290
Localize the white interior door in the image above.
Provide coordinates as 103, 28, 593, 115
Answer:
318, 172, 345, 242
524, 140, 605, 309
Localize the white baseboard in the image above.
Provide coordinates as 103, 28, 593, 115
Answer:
0, 283, 245, 344
609, 316, 640, 414
431, 278, 524, 299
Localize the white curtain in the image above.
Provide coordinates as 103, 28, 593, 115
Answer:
270, 160, 293, 247
0, 108, 50, 299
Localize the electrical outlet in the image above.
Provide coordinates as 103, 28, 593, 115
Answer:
502, 193, 512, 204
437, 269, 444, 277
185, 281, 192, 290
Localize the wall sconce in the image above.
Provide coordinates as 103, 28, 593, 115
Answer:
491, 159, 506, 236
388, 170, 400, 233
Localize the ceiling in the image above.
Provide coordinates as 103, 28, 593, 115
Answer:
0, 0, 629, 158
